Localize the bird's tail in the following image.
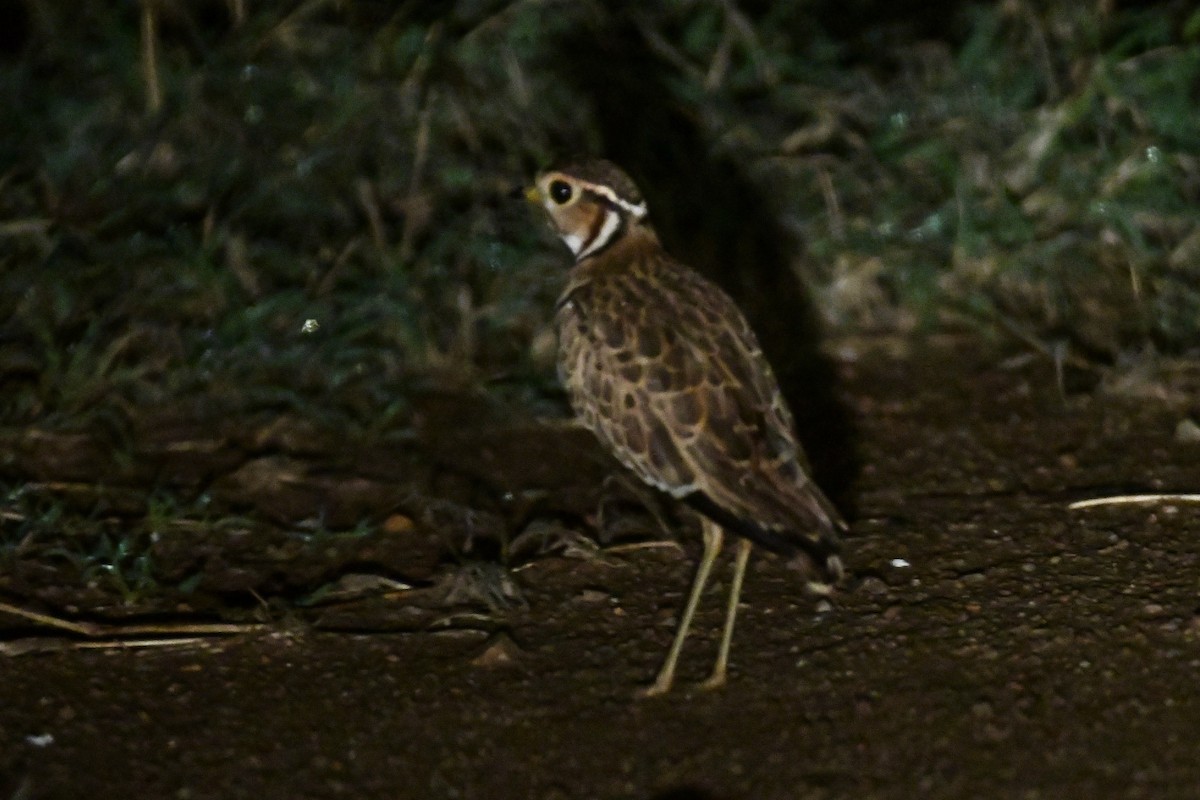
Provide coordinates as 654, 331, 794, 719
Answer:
683, 491, 844, 589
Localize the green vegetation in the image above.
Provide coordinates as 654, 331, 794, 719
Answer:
4, 2, 1198, 424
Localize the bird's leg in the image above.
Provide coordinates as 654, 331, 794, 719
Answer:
701, 536, 752, 690
640, 519, 723, 697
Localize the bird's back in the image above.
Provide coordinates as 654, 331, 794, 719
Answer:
556, 233, 843, 580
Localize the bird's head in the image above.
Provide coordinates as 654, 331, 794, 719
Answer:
523, 160, 652, 262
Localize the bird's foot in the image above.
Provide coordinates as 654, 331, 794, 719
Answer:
698, 670, 727, 691
637, 674, 675, 698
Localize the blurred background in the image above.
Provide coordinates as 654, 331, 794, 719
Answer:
4, 0, 1198, 417
1, 0, 1197, 607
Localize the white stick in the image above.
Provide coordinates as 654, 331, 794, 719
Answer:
1068, 494, 1200, 510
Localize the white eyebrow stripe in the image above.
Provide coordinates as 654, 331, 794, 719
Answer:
578, 180, 648, 219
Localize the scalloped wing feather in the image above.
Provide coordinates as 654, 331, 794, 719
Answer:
556, 244, 843, 562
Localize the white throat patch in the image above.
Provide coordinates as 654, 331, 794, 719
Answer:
572, 208, 622, 260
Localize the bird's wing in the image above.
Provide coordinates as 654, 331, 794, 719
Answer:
557, 257, 843, 557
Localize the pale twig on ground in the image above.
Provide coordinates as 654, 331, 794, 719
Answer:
0, 601, 268, 656
1, 637, 215, 656
1068, 494, 1200, 510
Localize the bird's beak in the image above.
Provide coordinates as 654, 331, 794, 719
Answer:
508, 184, 542, 204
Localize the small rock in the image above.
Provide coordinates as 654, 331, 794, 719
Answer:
981, 723, 1009, 742
382, 514, 415, 534
577, 588, 610, 604
858, 576, 889, 596
472, 633, 524, 667
1175, 419, 1200, 444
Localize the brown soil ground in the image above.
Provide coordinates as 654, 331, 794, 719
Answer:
3, 337, 1200, 800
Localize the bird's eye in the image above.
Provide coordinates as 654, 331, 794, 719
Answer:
549, 180, 573, 204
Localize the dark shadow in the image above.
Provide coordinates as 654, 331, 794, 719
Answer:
809, 0, 970, 62
651, 787, 724, 800
0, 0, 28, 58
551, 6, 860, 516
0, 761, 31, 800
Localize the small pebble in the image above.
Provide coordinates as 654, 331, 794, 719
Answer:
381, 514, 415, 534
859, 576, 888, 595
471, 634, 523, 667
577, 588, 610, 604
1174, 419, 1200, 443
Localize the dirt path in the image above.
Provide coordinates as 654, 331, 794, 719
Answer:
3, 338, 1200, 799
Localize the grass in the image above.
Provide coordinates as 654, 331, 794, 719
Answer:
1, 480, 154, 604
5, 3, 1198, 423
1, 0, 1197, 609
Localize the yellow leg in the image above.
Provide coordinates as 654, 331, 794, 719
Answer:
640, 519, 723, 697
701, 536, 752, 690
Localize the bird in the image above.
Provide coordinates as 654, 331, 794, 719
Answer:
523, 159, 845, 695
